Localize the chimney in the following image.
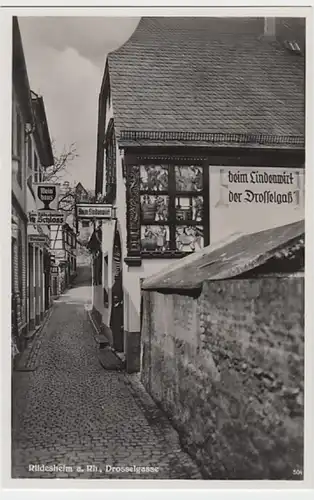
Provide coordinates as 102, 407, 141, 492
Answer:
264, 18, 276, 39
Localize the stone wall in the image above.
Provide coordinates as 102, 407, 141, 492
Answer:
141, 276, 304, 480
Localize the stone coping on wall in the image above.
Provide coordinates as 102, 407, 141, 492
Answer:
141, 219, 304, 294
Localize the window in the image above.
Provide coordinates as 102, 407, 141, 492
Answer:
138, 163, 208, 256
34, 153, 39, 183
11, 102, 15, 155
27, 136, 32, 170
82, 220, 89, 228
93, 251, 102, 285
17, 227, 23, 300
12, 106, 23, 187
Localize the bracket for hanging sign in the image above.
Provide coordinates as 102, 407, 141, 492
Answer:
76, 203, 116, 220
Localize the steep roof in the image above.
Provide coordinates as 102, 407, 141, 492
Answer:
12, 17, 33, 124
31, 94, 54, 167
141, 219, 305, 294
108, 17, 305, 148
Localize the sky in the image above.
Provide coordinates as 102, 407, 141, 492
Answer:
19, 16, 140, 190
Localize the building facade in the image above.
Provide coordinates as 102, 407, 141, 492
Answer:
27, 92, 54, 330
12, 17, 54, 352
50, 222, 77, 296
92, 17, 305, 372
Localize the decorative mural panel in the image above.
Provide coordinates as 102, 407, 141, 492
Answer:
141, 226, 170, 253
140, 165, 168, 192
175, 196, 203, 222
105, 119, 117, 203
176, 226, 204, 252
126, 164, 141, 254
126, 159, 209, 262
141, 194, 169, 222
175, 165, 203, 192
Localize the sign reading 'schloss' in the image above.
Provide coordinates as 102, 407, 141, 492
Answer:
28, 211, 65, 225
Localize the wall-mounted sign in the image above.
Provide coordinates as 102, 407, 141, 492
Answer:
211, 166, 305, 245
76, 203, 114, 219
33, 183, 60, 211
28, 211, 65, 225
51, 265, 59, 275
28, 234, 50, 246
215, 168, 303, 207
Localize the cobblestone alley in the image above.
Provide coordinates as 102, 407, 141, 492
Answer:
11, 270, 202, 480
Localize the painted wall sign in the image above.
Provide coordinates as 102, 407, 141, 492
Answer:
211, 166, 305, 244
33, 183, 60, 211
76, 204, 114, 219
215, 168, 303, 206
28, 210, 65, 225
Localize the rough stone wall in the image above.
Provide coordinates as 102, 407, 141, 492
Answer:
141, 277, 304, 480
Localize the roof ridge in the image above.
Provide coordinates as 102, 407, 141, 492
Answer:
119, 130, 304, 146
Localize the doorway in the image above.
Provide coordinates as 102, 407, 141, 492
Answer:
110, 228, 124, 352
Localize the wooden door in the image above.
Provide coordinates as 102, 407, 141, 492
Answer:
110, 229, 124, 352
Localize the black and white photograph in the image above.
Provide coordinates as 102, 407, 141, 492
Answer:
2, 3, 312, 491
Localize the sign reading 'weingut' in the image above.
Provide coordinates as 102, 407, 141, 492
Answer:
33, 183, 60, 211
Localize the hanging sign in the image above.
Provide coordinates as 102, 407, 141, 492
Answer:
51, 265, 59, 275
76, 203, 114, 219
28, 234, 50, 246
53, 249, 66, 260
33, 183, 60, 211
28, 210, 65, 225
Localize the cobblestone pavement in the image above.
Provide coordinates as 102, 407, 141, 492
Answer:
12, 277, 202, 480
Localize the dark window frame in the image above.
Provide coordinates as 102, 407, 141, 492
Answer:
125, 156, 210, 262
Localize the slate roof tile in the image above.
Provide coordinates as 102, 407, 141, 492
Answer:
107, 17, 305, 145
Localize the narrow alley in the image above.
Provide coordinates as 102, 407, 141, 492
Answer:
12, 267, 202, 480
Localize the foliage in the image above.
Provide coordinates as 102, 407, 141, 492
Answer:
43, 141, 78, 183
